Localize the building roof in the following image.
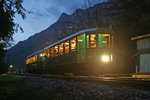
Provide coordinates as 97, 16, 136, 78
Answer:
131, 34, 150, 40
26, 28, 114, 58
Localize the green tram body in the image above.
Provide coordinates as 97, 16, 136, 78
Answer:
26, 28, 114, 75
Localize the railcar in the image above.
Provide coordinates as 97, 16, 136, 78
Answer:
26, 28, 114, 75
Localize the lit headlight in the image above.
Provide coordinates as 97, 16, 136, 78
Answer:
40, 54, 43, 57
101, 55, 109, 62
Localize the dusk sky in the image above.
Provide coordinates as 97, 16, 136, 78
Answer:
13, 0, 103, 45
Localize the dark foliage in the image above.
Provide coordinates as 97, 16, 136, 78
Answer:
0, 0, 26, 73
0, 60, 8, 73
107, 0, 150, 73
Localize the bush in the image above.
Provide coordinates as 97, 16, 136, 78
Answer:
0, 61, 8, 74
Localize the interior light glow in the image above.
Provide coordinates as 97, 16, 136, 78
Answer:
10, 65, 13, 68
40, 54, 43, 57
111, 54, 113, 61
65, 43, 69, 44
101, 55, 109, 62
78, 39, 82, 42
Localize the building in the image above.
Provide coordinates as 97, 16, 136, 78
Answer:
131, 34, 150, 73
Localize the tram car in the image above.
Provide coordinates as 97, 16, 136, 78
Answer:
26, 28, 114, 75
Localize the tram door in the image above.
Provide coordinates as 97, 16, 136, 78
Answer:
77, 33, 86, 63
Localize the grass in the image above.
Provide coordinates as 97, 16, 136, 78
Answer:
0, 74, 52, 100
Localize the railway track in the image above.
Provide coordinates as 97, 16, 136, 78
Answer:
16, 73, 150, 90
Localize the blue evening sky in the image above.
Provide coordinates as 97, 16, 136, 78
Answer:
13, 0, 104, 45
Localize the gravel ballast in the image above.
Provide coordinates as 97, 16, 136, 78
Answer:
16, 76, 150, 100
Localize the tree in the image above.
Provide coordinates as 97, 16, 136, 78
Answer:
0, 0, 26, 72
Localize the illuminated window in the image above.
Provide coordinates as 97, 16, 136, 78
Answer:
59, 43, 63, 55
44, 51, 47, 56
47, 49, 50, 57
31, 57, 34, 63
28, 59, 30, 64
35, 55, 37, 61
30, 57, 33, 63
65, 41, 69, 53
29, 58, 31, 63
26, 59, 30, 64
103, 34, 110, 48
98, 34, 110, 48
33, 56, 35, 62
55, 45, 58, 56
71, 37, 76, 51
90, 34, 96, 48
50, 47, 54, 56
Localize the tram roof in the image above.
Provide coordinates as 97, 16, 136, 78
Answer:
26, 28, 114, 58
131, 34, 150, 40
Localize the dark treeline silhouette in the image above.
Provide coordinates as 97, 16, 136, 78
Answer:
0, 0, 25, 73
106, 0, 150, 73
